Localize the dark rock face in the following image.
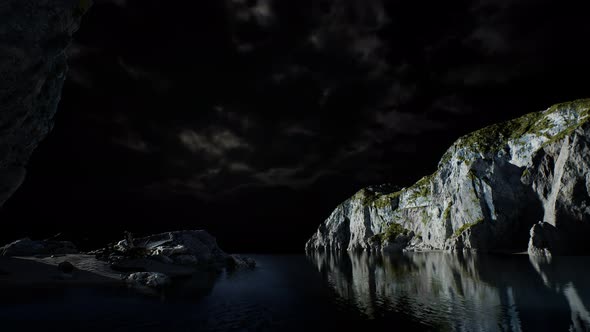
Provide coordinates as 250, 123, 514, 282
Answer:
57, 261, 75, 274
92, 230, 256, 275
0, 0, 89, 207
528, 222, 564, 257
107, 230, 231, 266
0, 238, 78, 256
227, 255, 256, 270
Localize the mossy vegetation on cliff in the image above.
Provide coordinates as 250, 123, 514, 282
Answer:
453, 218, 483, 237
355, 188, 378, 207
407, 173, 435, 204
452, 98, 590, 154
356, 187, 402, 208
456, 112, 549, 154
373, 193, 399, 209
442, 203, 452, 220
380, 223, 411, 242
543, 101, 590, 147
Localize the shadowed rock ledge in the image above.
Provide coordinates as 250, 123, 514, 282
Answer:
306, 99, 590, 256
0, 0, 91, 207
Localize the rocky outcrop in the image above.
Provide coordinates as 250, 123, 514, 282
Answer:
0, 238, 78, 256
125, 272, 171, 289
99, 230, 232, 267
0, 230, 254, 293
92, 230, 255, 275
0, 0, 90, 207
227, 255, 257, 270
307, 99, 590, 255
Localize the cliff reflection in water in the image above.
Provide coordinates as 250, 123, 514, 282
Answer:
308, 251, 590, 331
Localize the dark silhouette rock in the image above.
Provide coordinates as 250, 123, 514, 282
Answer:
57, 261, 75, 274
0, 0, 90, 207
125, 272, 171, 289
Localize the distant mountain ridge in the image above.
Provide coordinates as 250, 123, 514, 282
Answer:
306, 99, 590, 256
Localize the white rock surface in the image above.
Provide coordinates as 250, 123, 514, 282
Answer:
307, 99, 590, 255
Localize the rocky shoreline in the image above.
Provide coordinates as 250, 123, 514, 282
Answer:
306, 99, 590, 257
0, 230, 255, 291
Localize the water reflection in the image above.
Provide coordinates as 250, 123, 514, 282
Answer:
308, 251, 590, 331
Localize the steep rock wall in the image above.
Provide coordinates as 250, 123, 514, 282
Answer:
306, 99, 590, 255
0, 0, 90, 206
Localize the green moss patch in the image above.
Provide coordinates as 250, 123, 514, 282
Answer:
380, 223, 411, 242
407, 173, 435, 203
421, 209, 430, 225
453, 218, 483, 237
454, 98, 590, 154
355, 189, 377, 206
373, 195, 392, 209
356, 188, 403, 209
442, 204, 452, 220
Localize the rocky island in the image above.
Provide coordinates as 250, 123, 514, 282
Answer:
0, 230, 255, 291
307, 99, 590, 257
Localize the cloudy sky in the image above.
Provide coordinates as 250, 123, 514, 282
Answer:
2, 0, 590, 251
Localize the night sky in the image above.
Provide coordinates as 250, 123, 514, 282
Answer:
1, 0, 590, 252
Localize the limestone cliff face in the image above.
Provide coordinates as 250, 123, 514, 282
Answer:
0, 0, 90, 206
306, 99, 590, 256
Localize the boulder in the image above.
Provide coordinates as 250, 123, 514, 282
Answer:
57, 261, 75, 274
528, 222, 563, 257
126, 272, 171, 289
97, 230, 255, 271
227, 255, 256, 270
123, 230, 230, 266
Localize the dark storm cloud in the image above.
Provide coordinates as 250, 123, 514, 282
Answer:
61, 0, 590, 201
178, 129, 251, 158
4, 0, 590, 252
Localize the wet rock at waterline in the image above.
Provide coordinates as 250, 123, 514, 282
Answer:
126, 272, 171, 289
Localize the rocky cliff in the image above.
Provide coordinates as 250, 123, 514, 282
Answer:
306, 99, 590, 256
0, 0, 90, 206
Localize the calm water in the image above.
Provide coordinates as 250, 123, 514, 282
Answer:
1, 253, 589, 331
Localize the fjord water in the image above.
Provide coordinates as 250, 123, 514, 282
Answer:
1, 253, 589, 331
